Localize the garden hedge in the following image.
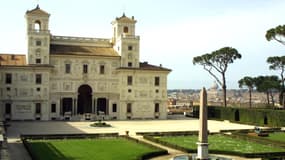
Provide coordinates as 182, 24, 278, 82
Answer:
193, 106, 285, 127
22, 134, 168, 160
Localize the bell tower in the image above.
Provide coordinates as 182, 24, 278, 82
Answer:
112, 13, 140, 68
25, 5, 50, 65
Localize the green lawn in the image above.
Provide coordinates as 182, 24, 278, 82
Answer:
26, 138, 162, 160
266, 132, 285, 143
156, 134, 285, 153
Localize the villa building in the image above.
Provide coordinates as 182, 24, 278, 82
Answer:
0, 5, 171, 120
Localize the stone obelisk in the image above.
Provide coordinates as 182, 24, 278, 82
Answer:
196, 87, 209, 160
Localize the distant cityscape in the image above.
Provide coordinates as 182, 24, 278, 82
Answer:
167, 82, 280, 112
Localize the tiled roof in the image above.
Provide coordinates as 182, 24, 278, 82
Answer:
139, 62, 171, 71
118, 62, 171, 72
0, 54, 26, 66
50, 44, 120, 57
26, 5, 50, 16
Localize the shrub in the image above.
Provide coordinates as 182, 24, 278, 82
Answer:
90, 121, 111, 127
193, 106, 285, 127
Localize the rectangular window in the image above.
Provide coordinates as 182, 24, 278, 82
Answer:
65, 64, 71, 73
155, 76, 160, 86
51, 104, 56, 113
5, 103, 11, 114
36, 40, 42, 46
128, 45, 133, 51
35, 74, 42, 84
83, 64, 88, 73
128, 62, 132, 67
155, 103, 160, 112
100, 65, 105, 74
36, 58, 41, 64
11, 55, 15, 60
35, 103, 41, 114
127, 103, 132, 113
127, 76, 133, 85
5, 73, 12, 84
112, 104, 117, 112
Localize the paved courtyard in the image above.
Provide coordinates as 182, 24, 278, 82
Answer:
6, 118, 254, 137
5, 118, 256, 160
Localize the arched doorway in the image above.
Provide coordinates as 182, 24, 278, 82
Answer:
77, 85, 92, 114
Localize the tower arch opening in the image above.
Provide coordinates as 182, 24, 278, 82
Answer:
34, 20, 41, 31
123, 26, 129, 33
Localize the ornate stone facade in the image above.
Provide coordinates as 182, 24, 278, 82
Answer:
0, 6, 171, 121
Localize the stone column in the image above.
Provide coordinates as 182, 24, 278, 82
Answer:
74, 99, 77, 115
60, 97, 63, 116
0, 102, 3, 121
94, 98, 97, 114
91, 96, 94, 114
73, 98, 76, 115
196, 87, 209, 160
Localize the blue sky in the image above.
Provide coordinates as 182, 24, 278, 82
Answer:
1, 0, 285, 89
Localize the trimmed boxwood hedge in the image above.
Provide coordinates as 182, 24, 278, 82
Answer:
145, 134, 285, 158
193, 106, 285, 127
22, 134, 168, 160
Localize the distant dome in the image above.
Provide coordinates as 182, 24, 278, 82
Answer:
210, 81, 219, 90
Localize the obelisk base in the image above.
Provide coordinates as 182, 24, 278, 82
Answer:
196, 142, 209, 160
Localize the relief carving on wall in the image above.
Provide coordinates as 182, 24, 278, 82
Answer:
149, 90, 153, 97
98, 82, 106, 91
30, 88, 33, 96
135, 90, 139, 97
121, 90, 125, 98
19, 88, 29, 97
139, 77, 148, 84
51, 83, 57, 90
139, 91, 148, 98
63, 82, 72, 91
111, 83, 118, 90
112, 62, 118, 67
162, 90, 166, 98
30, 73, 33, 82
15, 105, 32, 113
137, 105, 151, 114
20, 74, 28, 82
44, 88, 47, 96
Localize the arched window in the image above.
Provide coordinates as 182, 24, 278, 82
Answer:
123, 26, 128, 33
34, 20, 41, 32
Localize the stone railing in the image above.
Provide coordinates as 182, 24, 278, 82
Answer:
28, 30, 50, 34
50, 35, 112, 47
121, 34, 140, 40
51, 35, 110, 43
